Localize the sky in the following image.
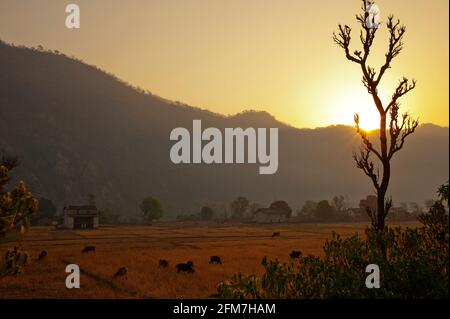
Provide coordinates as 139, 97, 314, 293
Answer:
0, 0, 448, 129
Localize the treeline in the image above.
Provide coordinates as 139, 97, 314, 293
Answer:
30, 192, 426, 226
295, 195, 424, 223
176, 196, 264, 222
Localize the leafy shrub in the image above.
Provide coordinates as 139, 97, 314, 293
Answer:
1, 153, 37, 277
217, 184, 449, 298
0, 245, 29, 276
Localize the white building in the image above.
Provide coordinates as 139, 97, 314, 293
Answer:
59, 205, 99, 229
253, 200, 292, 223
254, 209, 289, 223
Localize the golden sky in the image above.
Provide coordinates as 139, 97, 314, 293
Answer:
0, 0, 448, 129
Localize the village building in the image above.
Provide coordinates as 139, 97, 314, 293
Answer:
253, 200, 292, 223
58, 205, 99, 229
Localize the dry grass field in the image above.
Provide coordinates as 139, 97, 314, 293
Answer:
0, 221, 420, 299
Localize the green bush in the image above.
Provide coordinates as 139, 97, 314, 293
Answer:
217, 184, 449, 299
1, 154, 38, 277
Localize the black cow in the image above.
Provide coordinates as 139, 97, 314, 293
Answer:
289, 250, 302, 259
159, 259, 169, 268
271, 232, 281, 237
209, 256, 222, 264
176, 261, 194, 273
114, 267, 128, 278
38, 250, 47, 261
82, 246, 96, 253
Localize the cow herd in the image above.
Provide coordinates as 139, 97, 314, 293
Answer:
158, 256, 223, 274
34, 231, 303, 279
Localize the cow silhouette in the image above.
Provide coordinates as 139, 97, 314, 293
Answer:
209, 256, 222, 264
271, 232, 281, 237
38, 250, 47, 261
176, 261, 194, 273
289, 250, 302, 259
114, 267, 128, 278
82, 246, 95, 253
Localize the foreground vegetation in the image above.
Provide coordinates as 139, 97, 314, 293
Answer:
217, 184, 449, 298
0, 151, 37, 277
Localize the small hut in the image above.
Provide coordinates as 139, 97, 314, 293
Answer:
59, 205, 99, 229
253, 200, 292, 223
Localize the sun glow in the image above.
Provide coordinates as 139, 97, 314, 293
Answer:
328, 85, 385, 131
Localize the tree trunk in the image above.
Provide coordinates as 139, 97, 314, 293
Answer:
376, 189, 386, 229
375, 108, 390, 231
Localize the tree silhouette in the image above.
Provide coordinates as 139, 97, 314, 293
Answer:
200, 206, 214, 221
269, 200, 293, 218
333, 0, 418, 230
140, 196, 163, 223
315, 200, 336, 222
230, 196, 250, 219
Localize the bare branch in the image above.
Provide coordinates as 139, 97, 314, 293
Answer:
334, 1, 380, 95
384, 197, 393, 220
376, 15, 406, 85
353, 146, 380, 191
333, 24, 362, 64
354, 114, 382, 160
362, 66, 378, 94
356, 16, 377, 62
386, 77, 416, 112
388, 104, 419, 158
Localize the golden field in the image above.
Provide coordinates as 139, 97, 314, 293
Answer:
0, 221, 420, 299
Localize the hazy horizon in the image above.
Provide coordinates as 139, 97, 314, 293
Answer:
1, 0, 448, 129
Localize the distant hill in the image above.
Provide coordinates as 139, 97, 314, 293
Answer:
0, 40, 448, 220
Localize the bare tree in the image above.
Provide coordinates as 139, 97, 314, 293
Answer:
333, 0, 418, 230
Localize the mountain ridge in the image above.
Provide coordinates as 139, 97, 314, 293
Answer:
1, 40, 448, 219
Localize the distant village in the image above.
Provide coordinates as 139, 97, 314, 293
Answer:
30, 193, 432, 230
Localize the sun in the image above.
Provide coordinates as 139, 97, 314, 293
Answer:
328, 85, 383, 131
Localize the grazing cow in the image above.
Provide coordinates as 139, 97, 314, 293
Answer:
289, 250, 302, 259
114, 267, 128, 278
176, 261, 194, 273
209, 256, 222, 264
82, 246, 96, 253
271, 231, 281, 237
159, 259, 169, 268
38, 250, 47, 261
